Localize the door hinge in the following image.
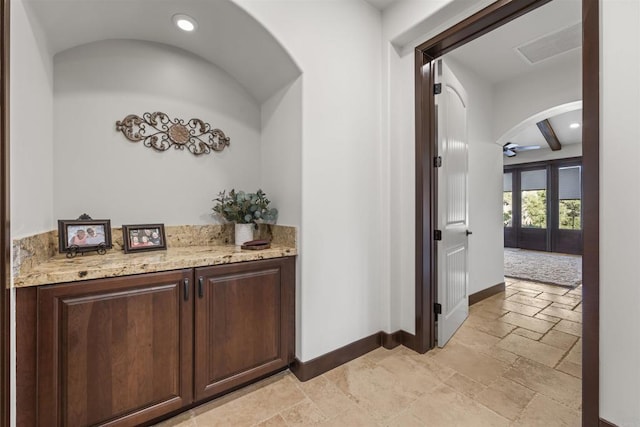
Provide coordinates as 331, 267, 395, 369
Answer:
434, 83, 442, 95
434, 303, 442, 315
434, 230, 442, 241
434, 156, 442, 167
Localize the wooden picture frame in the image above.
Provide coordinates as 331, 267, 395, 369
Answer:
58, 219, 112, 255
122, 224, 167, 253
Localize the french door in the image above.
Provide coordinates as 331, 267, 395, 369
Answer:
504, 158, 582, 255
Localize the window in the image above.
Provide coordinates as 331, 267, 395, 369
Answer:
503, 172, 513, 227
521, 169, 547, 229
558, 166, 582, 230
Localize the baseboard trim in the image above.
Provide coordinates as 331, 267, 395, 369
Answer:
600, 418, 617, 427
469, 282, 505, 306
290, 332, 381, 382
291, 329, 417, 381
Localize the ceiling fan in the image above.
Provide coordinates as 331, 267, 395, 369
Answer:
503, 142, 541, 157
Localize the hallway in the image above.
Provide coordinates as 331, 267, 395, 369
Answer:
158, 279, 582, 426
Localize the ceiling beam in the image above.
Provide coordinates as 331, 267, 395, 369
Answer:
536, 119, 562, 151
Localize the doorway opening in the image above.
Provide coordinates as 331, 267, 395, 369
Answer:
414, 0, 598, 423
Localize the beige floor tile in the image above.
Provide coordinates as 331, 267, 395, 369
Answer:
539, 306, 582, 323
534, 312, 562, 323
316, 407, 379, 427
444, 372, 486, 398
500, 312, 556, 334
534, 292, 581, 306
280, 398, 327, 426
432, 341, 510, 385
506, 294, 552, 309
504, 288, 520, 297
504, 358, 581, 410
540, 329, 579, 351
324, 355, 419, 422
574, 303, 583, 312
474, 377, 535, 421
497, 334, 565, 367
362, 346, 402, 365
154, 410, 195, 427
469, 304, 508, 320
464, 314, 517, 338
401, 348, 459, 383
553, 319, 582, 337
512, 328, 543, 340
474, 300, 511, 316
296, 374, 354, 418
510, 282, 568, 295
409, 384, 510, 427
375, 350, 447, 397
450, 324, 519, 363
499, 300, 542, 316
563, 339, 582, 365
516, 394, 581, 426
513, 289, 543, 298
556, 359, 582, 379
384, 411, 425, 427
254, 414, 289, 427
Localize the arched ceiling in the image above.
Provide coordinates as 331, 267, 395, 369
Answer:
24, 0, 301, 103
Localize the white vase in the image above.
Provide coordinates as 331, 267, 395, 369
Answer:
234, 223, 254, 246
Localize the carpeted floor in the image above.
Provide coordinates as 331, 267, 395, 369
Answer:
504, 248, 582, 288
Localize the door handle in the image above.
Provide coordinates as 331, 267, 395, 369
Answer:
466, 230, 473, 236
198, 277, 204, 298
183, 278, 190, 301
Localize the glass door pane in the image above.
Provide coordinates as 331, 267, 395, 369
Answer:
503, 172, 513, 227
559, 166, 582, 230
521, 169, 547, 228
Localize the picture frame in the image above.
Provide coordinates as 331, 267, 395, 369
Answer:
122, 224, 167, 253
58, 219, 112, 255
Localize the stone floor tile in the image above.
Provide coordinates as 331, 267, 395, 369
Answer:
154, 410, 195, 427
362, 346, 403, 365
534, 292, 581, 306
296, 375, 354, 418
474, 377, 535, 421
540, 329, 579, 351
534, 312, 562, 323
469, 304, 508, 320
279, 398, 327, 426
510, 281, 568, 295
254, 414, 289, 427
556, 359, 582, 379
504, 358, 581, 410
551, 302, 578, 310
464, 314, 517, 338
539, 306, 582, 323
563, 339, 582, 365
384, 411, 425, 427
316, 407, 379, 427
553, 319, 582, 337
506, 294, 552, 309
444, 372, 486, 398
431, 341, 510, 386
375, 350, 447, 397
497, 334, 565, 367
499, 300, 542, 316
512, 328, 543, 340
516, 394, 581, 426
500, 312, 556, 334
574, 303, 583, 312
409, 384, 510, 427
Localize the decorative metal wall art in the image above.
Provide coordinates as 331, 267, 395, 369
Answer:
116, 112, 230, 156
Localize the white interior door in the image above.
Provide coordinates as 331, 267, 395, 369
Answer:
436, 59, 469, 347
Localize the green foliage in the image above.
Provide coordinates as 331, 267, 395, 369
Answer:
503, 192, 512, 227
559, 199, 581, 230
521, 190, 547, 228
212, 189, 278, 225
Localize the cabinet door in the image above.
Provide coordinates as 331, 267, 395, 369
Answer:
37, 270, 193, 427
194, 258, 295, 401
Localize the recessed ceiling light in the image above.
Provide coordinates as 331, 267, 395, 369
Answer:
569, 123, 581, 129
173, 14, 197, 32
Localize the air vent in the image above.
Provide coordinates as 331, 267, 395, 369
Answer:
515, 23, 582, 64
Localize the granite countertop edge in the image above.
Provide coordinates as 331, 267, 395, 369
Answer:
12, 244, 297, 289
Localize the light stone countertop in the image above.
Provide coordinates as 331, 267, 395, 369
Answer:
13, 244, 296, 288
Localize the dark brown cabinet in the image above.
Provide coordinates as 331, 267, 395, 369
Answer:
194, 259, 295, 400
22, 257, 295, 427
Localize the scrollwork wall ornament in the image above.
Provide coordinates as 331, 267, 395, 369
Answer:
115, 112, 230, 156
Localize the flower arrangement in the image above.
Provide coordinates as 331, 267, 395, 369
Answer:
213, 189, 278, 225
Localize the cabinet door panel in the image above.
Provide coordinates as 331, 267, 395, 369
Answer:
38, 270, 193, 427
195, 258, 294, 400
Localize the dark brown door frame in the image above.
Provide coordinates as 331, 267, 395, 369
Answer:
414, 0, 599, 424
1, 0, 9, 425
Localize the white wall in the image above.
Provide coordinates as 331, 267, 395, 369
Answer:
493, 56, 582, 143
235, 0, 384, 361
445, 58, 504, 296
503, 143, 582, 165
53, 39, 262, 226
600, 1, 640, 424
10, 0, 54, 239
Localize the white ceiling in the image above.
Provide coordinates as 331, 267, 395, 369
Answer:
24, 0, 301, 103
447, 0, 582, 84
362, 0, 399, 11
509, 108, 582, 148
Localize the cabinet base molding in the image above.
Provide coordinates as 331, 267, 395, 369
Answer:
291, 330, 416, 382
469, 282, 505, 306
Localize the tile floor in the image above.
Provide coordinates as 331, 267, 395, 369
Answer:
157, 278, 582, 426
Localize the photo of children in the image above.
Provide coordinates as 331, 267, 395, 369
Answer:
124, 225, 166, 253
67, 225, 106, 247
